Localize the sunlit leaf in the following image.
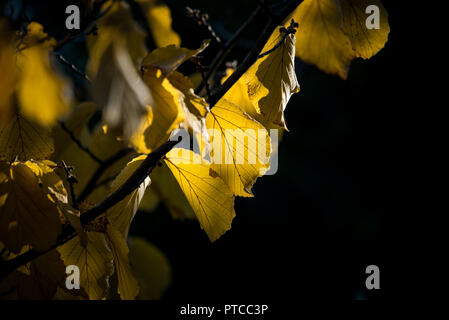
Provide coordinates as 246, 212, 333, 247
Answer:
132, 68, 185, 152
246, 27, 300, 129
292, 0, 355, 79
206, 99, 271, 197
165, 149, 235, 241
341, 0, 390, 59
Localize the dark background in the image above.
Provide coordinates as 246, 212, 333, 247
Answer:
2, 0, 399, 300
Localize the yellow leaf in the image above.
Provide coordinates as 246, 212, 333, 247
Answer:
245, 27, 300, 129
0, 161, 62, 252
206, 99, 271, 197
57, 231, 114, 300
107, 155, 151, 238
165, 149, 235, 241
129, 237, 171, 300
136, 0, 181, 48
167, 71, 211, 154
341, 0, 390, 59
168, 71, 209, 118
0, 111, 54, 162
92, 42, 151, 140
222, 68, 258, 122
106, 225, 139, 300
141, 40, 209, 76
131, 68, 185, 152
16, 23, 72, 126
292, 0, 355, 79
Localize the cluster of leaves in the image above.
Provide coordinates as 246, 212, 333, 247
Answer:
0, 0, 389, 300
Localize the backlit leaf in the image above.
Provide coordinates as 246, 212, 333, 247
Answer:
246, 27, 300, 129
165, 149, 235, 241
292, 0, 355, 79
206, 99, 271, 197
341, 0, 390, 59
132, 68, 185, 152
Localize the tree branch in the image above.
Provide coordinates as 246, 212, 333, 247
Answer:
0, 137, 182, 281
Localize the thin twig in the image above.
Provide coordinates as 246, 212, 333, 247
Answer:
76, 148, 134, 202
194, 5, 262, 95
58, 121, 103, 165
93, 176, 116, 190
257, 19, 298, 59
60, 160, 79, 209
0, 137, 182, 281
186, 7, 222, 45
53, 53, 91, 82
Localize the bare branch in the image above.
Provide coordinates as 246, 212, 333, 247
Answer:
53, 53, 91, 83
